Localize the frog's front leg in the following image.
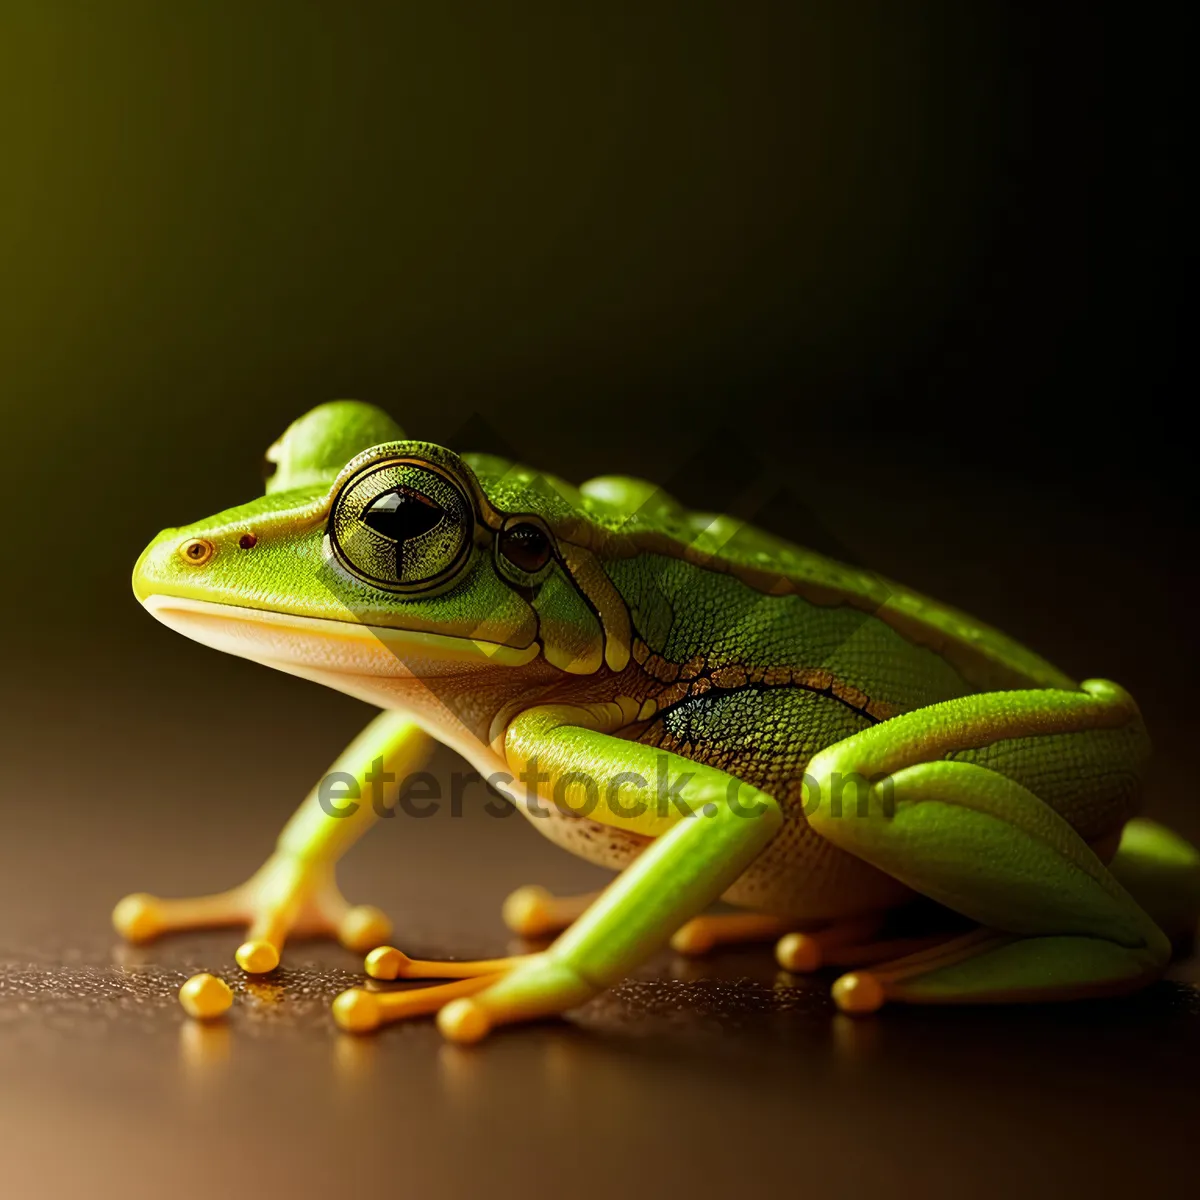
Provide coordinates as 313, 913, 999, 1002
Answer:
113, 711, 430, 973
804, 680, 1191, 1012
337, 703, 781, 1039
453, 705, 784, 1040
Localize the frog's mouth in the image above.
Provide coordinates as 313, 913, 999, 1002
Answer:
142, 595, 540, 678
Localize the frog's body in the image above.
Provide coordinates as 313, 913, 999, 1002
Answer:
117, 402, 1200, 1039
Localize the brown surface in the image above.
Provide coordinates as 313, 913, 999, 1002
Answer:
3, 617, 1200, 1199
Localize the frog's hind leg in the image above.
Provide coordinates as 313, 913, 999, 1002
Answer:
1107, 818, 1200, 948
806, 681, 1178, 1012
826, 818, 1200, 1013
826, 919, 1174, 1014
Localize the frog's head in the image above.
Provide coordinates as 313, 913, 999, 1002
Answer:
133, 402, 632, 713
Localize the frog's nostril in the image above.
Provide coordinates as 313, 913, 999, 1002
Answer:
178, 537, 215, 566
239, 532, 258, 550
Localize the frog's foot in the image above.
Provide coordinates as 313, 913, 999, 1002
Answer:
828, 817, 1200, 1013
668, 910, 933, 970
770, 914, 911, 972
823, 921, 1172, 1016
670, 911, 795, 955
436, 954, 597, 1043
793, 930, 956, 972
334, 914, 799, 1037
335, 944, 614, 1041
333, 948, 537, 1034
333, 974, 511, 1033
827, 928, 1043, 1013
500, 886, 601, 938
112, 853, 392, 974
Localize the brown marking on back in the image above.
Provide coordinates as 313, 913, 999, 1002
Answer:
622, 637, 901, 723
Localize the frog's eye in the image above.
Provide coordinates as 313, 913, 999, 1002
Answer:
497, 520, 554, 578
328, 460, 473, 593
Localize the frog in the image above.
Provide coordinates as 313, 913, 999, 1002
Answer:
115, 400, 1200, 1041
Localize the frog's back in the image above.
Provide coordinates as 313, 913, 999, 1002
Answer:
463, 455, 1076, 713
463, 456, 1146, 920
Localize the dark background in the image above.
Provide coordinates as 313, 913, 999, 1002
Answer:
0, 4, 1194, 1197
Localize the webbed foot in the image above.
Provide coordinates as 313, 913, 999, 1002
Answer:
333, 947, 538, 1036
112, 852, 392, 974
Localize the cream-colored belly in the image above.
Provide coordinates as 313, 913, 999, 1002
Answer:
521, 803, 913, 921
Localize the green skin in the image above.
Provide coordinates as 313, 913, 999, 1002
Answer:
118, 401, 1200, 1040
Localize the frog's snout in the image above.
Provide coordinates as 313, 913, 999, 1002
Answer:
178, 536, 215, 566
132, 528, 175, 604
133, 518, 272, 604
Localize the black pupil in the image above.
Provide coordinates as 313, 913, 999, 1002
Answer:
499, 524, 551, 573
363, 488, 446, 576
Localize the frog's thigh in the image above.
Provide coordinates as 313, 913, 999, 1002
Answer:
806, 681, 1171, 1008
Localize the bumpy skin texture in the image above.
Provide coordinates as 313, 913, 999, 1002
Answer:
123, 402, 1200, 1037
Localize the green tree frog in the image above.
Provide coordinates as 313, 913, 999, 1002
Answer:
115, 402, 1200, 1041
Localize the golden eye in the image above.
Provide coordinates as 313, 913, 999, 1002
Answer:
329, 460, 473, 593
178, 537, 215, 566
